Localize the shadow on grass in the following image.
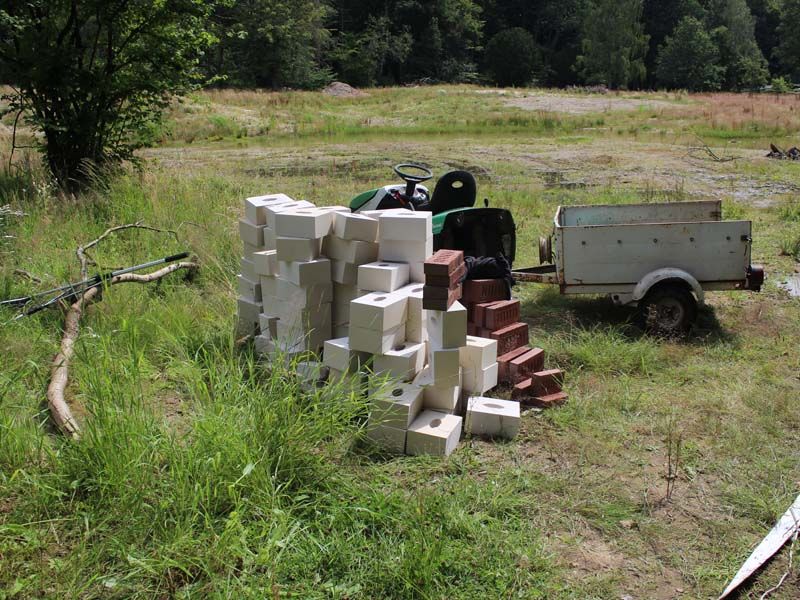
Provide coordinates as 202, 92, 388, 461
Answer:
519, 285, 739, 347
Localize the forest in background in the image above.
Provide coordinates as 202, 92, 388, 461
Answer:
202, 0, 800, 92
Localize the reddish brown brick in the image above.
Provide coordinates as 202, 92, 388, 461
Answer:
511, 377, 533, 400
425, 262, 466, 287
508, 347, 545, 384
484, 299, 520, 331
528, 391, 568, 409
473, 301, 503, 328
532, 369, 564, 396
490, 322, 529, 356
497, 345, 532, 383
467, 322, 479, 336
424, 250, 464, 277
422, 284, 462, 311
462, 279, 508, 305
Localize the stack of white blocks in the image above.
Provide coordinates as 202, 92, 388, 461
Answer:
237, 196, 520, 457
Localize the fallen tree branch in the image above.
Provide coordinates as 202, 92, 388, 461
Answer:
48, 261, 198, 438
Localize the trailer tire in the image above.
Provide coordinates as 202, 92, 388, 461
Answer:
639, 283, 697, 335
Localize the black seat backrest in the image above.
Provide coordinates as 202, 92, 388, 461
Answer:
430, 170, 477, 214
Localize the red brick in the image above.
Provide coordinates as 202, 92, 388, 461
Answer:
511, 377, 533, 400
490, 322, 529, 356
497, 346, 532, 383
508, 347, 545, 384
484, 299, 520, 331
422, 284, 462, 311
424, 250, 464, 277
472, 301, 503, 328
528, 391, 568, 409
425, 262, 466, 287
462, 279, 508, 305
532, 369, 564, 396
467, 322, 479, 336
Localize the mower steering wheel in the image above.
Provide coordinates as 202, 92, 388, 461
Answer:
394, 163, 433, 199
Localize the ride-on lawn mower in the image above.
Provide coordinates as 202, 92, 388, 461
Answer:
349, 164, 516, 265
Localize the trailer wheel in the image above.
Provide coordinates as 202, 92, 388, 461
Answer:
640, 284, 697, 335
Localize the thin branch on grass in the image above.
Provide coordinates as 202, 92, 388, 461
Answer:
13, 269, 42, 284
686, 136, 740, 163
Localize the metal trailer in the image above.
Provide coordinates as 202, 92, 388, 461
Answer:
514, 200, 764, 333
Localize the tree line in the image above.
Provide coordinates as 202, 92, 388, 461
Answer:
2, 0, 800, 191
205, 0, 800, 92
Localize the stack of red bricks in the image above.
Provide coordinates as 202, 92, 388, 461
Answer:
422, 249, 465, 310
462, 278, 568, 408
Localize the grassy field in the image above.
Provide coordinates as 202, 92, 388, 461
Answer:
1, 86, 799, 599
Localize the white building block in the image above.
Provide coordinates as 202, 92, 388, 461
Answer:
276, 236, 322, 262
409, 262, 425, 283
239, 219, 265, 247
241, 257, 256, 280
462, 362, 498, 395
237, 275, 261, 302
374, 342, 426, 382
332, 300, 350, 326
413, 366, 461, 412
259, 314, 278, 339
465, 397, 520, 439
278, 258, 331, 287
357, 262, 410, 292
349, 323, 405, 355
274, 278, 332, 307
430, 348, 461, 383
254, 334, 275, 355
333, 324, 349, 338
275, 318, 330, 351
378, 238, 433, 263
253, 250, 278, 277
245, 193, 294, 225
399, 283, 427, 343
406, 411, 462, 457
370, 382, 423, 429
296, 361, 328, 384
350, 291, 409, 332
334, 212, 379, 242
275, 208, 337, 239
243, 242, 259, 258
263, 227, 277, 251
427, 301, 467, 349
379, 210, 432, 242
264, 200, 314, 229
322, 236, 379, 264
237, 296, 262, 336
333, 282, 360, 305
323, 337, 369, 373
331, 260, 359, 285
274, 303, 331, 335
459, 336, 498, 372
365, 422, 406, 454
260, 275, 278, 300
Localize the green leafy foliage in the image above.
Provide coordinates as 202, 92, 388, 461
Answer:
484, 28, 540, 86
776, 0, 800, 81
656, 17, 725, 91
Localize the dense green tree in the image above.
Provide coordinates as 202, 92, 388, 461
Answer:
747, 0, 782, 73
656, 16, 725, 90
0, 0, 215, 191
642, 0, 706, 85
577, 0, 649, 89
707, 0, 769, 89
484, 28, 540, 86
776, 0, 800, 80
206, 0, 331, 89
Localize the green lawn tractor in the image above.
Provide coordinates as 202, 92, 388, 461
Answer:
349, 164, 516, 265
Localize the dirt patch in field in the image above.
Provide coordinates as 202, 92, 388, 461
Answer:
506, 94, 679, 115
323, 81, 367, 98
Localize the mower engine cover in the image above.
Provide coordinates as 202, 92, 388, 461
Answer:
349, 184, 430, 212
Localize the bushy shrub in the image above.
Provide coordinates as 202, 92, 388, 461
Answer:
484, 28, 540, 87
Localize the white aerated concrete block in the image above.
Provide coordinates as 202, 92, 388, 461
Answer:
241, 257, 256, 280
245, 193, 294, 225
274, 278, 332, 307
237, 275, 261, 301
263, 227, 276, 250
331, 260, 359, 285
427, 301, 467, 349
322, 236, 379, 264
374, 342, 426, 382
274, 303, 331, 334
237, 297, 262, 336
334, 212, 379, 242
254, 334, 275, 355
465, 397, 520, 439
275, 208, 336, 239
406, 411, 462, 457
370, 382, 423, 429
400, 283, 427, 343
379, 211, 432, 242
333, 282, 360, 305
350, 291, 408, 332
462, 362, 498, 395
239, 219, 265, 247
253, 250, 278, 277
276, 236, 322, 262
275, 318, 330, 351
378, 238, 433, 263
265, 200, 314, 230
349, 323, 405, 355
460, 336, 498, 372
333, 324, 350, 338
413, 366, 461, 412
323, 337, 369, 373
297, 360, 328, 384
243, 242, 259, 257
259, 314, 278, 339
278, 258, 331, 287
430, 348, 461, 383
365, 423, 406, 454
260, 275, 278, 302
409, 262, 425, 283
358, 262, 410, 292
